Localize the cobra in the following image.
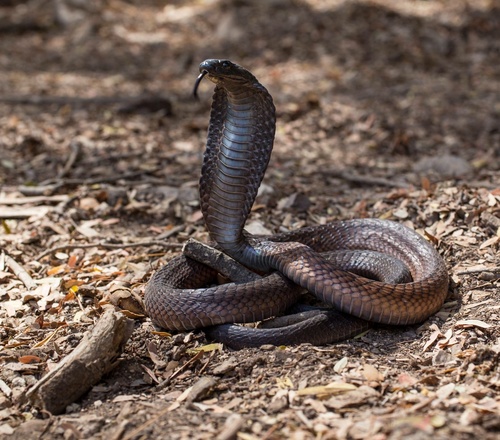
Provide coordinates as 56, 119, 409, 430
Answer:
144, 59, 449, 349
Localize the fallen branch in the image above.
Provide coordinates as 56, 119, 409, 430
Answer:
58, 139, 81, 179
36, 239, 183, 261
0, 206, 51, 219
0, 94, 171, 110
456, 267, 500, 275
3, 253, 37, 289
182, 239, 260, 283
39, 168, 163, 187
25, 310, 134, 415
322, 169, 410, 188
156, 224, 186, 240
0, 194, 69, 205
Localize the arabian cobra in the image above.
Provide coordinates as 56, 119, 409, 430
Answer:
144, 59, 449, 349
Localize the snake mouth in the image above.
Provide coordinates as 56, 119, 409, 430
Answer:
193, 70, 208, 99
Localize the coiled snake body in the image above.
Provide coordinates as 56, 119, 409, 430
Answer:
144, 59, 449, 349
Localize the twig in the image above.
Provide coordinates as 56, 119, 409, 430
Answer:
0, 94, 166, 107
456, 267, 500, 275
80, 151, 178, 166
18, 184, 61, 197
58, 140, 81, 179
183, 239, 260, 283
322, 169, 410, 188
39, 168, 163, 187
0, 195, 69, 205
156, 351, 205, 391
156, 224, 186, 240
36, 240, 183, 261
3, 253, 37, 289
0, 206, 51, 219
466, 180, 500, 190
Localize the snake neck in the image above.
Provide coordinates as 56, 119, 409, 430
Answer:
200, 82, 276, 271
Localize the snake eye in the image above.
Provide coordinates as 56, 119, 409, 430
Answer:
221, 60, 231, 69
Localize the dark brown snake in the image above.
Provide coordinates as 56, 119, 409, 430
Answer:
144, 59, 449, 349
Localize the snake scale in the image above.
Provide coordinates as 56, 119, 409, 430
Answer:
144, 59, 449, 349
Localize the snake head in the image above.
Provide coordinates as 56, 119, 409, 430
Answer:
193, 59, 259, 98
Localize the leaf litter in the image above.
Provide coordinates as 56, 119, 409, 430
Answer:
0, 0, 499, 439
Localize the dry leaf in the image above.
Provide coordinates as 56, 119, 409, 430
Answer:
455, 320, 491, 330
276, 376, 294, 389
68, 254, 78, 268
436, 383, 455, 400
362, 364, 384, 382
423, 324, 443, 351
187, 343, 223, 354
32, 326, 65, 348
334, 357, 348, 373
47, 264, 66, 276
18, 355, 42, 364
2, 300, 25, 317
437, 328, 459, 349
147, 342, 162, 366
150, 330, 172, 338
324, 385, 379, 410
479, 236, 500, 249
112, 395, 139, 403
397, 373, 418, 388
296, 382, 357, 396
0, 379, 12, 397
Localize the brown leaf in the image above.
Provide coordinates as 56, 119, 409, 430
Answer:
362, 364, 384, 382
455, 319, 491, 330
67, 254, 78, 268
296, 382, 357, 396
324, 386, 379, 410
47, 265, 66, 276
18, 355, 42, 364
397, 373, 418, 388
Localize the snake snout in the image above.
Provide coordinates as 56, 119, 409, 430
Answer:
194, 59, 233, 98
199, 59, 234, 75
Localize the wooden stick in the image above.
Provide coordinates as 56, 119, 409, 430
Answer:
456, 267, 500, 275
182, 239, 260, 283
322, 169, 409, 188
25, 310, 134, 415
36, 239, 183, 261
0, 94, 168, 107
0, 206, 51, 219
3, 253, 37, 289
0, 195, 69, 205
57, 140, 81, 179
38, 168, 163, 187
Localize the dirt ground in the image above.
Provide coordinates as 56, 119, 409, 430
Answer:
0, 0, 499, 439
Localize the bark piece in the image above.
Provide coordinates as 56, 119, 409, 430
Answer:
481, 211, 500, 233
186, 376, 219, 403
25, 310, 134, 415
